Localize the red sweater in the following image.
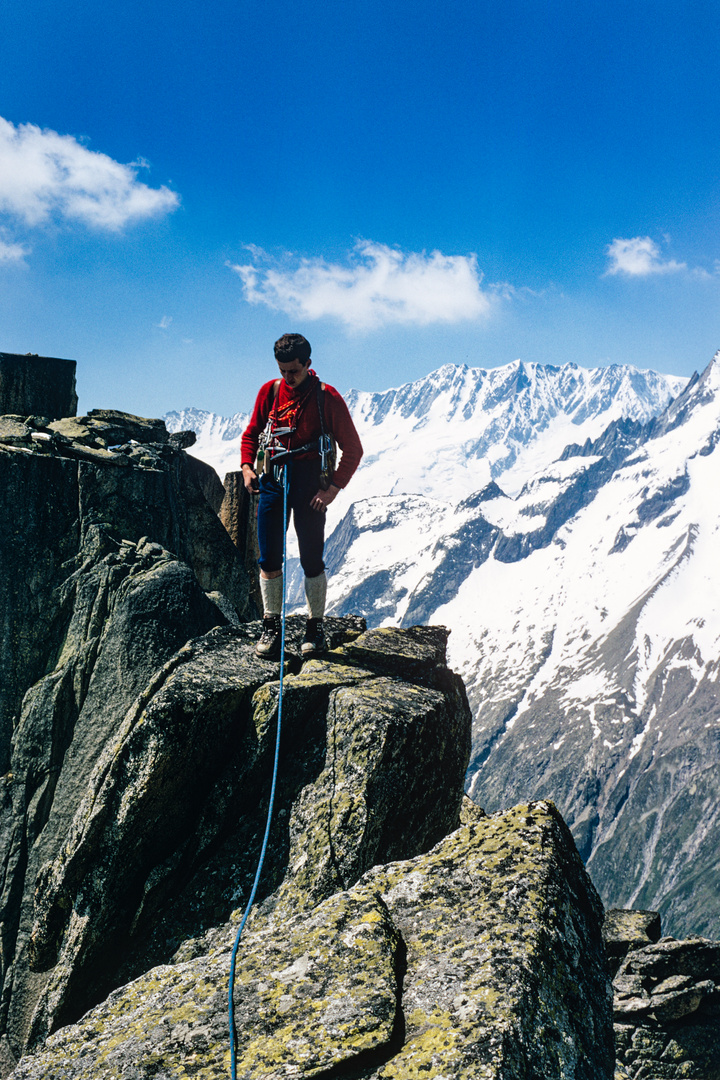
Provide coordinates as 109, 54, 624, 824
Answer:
241, 372, 363, 489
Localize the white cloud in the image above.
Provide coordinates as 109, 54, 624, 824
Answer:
0, 116, 179, 231
605, 236, 686, 277
228, 240, 496, 330
157, 315, 173, 329
0, 237, 29, 263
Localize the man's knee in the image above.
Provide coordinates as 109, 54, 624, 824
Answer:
299, 553, 325, 578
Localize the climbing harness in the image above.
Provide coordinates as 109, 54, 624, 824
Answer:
228, 459, 290, 1079
256, 376, 335, 488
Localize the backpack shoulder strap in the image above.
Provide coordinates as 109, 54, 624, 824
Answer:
266, 378, 281, 423
316, 379, 329, 436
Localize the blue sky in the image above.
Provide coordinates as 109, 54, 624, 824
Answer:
1, 0, 720, 416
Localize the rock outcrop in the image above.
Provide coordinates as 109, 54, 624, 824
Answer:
1, 393, 614, 1077
1, 616, 474, 1063
9, 795, 613, 1080
0, 408, 256, 770
604, 909, 720, 1079
0, 354, 77, 422
603, 908, 662, 978
0, 406, 260, 1062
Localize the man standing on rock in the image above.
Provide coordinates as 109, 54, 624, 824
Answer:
241, 333, 363, 659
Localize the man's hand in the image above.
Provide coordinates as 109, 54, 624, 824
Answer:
242, 463, 259, 494
310, 484, 339, 513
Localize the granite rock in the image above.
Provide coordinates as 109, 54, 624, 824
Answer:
9, 802, 613, 1080
614, 936, 720, 1079
0, 410, 257, 770
2, 621, 474, 1069
0, 354, 77, 421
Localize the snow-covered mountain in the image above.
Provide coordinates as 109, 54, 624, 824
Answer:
165, 356, 720, 935
343, 360, 685, 502
164, 407, 250, 480
320, 355, 720, 937
165, 359, 684, 524
164, 358, 685, 604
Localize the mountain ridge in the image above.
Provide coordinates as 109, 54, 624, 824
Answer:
165, 357, 686, 503
167, 354, 720, 936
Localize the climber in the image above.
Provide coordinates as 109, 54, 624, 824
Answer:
241, 333, 363, 659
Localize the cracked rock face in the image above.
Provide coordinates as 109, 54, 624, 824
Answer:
2, 616, 476, 1074
0, 532, 231, 1055
1, 405, 615, 1079
0, 408, 258, 1064
613, 937, 720, 1079
9, 803, 613, 1080
0, 408, 257, 770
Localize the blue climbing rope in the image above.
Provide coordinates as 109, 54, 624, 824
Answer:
228, 461, 290, 1078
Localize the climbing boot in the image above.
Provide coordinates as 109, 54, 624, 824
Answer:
301, 617, 326, 657
256, 615, 281, 659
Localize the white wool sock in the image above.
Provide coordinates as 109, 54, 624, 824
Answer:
304, 572, 327, 619
260, 575, 283, 617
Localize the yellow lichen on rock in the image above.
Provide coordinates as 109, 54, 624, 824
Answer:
5, 625, 612, 1080
11, 890, 401, 1079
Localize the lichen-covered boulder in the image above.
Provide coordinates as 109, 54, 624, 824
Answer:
9, 802, 613, 1080
356, 801, 613, 1080
8, 890, 402, 1080
1, 621, 472, 1070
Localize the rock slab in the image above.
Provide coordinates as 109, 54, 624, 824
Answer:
9, 802, 613, 1080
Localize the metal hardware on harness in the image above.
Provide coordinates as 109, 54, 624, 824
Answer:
268, 441, 316, 465
316, 381, 336, 491
228, 460, 290, 1079
259, 425, 296, 476
318, 433, 336, 490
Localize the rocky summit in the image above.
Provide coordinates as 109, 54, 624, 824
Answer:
0, 388, 615, 1078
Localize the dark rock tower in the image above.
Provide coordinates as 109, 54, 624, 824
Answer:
0, 352, 78, 420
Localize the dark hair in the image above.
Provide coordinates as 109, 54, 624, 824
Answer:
274, 333, 312, 365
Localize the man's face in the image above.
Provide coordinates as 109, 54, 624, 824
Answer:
277, 357, 310, 389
